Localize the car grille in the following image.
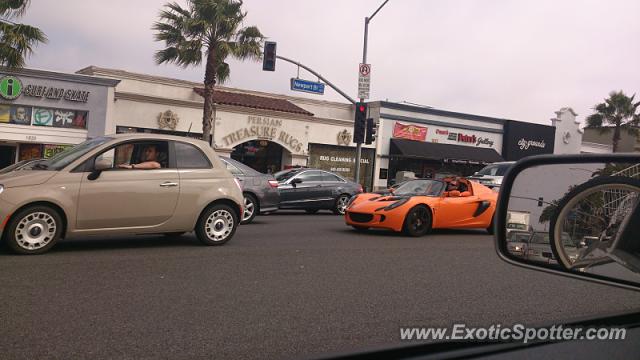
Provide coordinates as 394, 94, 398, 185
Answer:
349, 212, 373, 223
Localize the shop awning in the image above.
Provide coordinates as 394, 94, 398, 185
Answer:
390, 138, 503, 164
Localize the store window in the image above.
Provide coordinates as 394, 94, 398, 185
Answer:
32, 107, 88, 129
0, 104, 87, 129
0, 105, 32, 125
18, 143, 43, 161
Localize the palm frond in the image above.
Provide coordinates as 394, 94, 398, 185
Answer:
229, 26, 263, 61
0, 21, 47, 68
215, 61, 230, 84
0, 0, 30, 19
585, 113, 603, 128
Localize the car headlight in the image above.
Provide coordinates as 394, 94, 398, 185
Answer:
346, 194, 359, 208
0, 184, 4, 194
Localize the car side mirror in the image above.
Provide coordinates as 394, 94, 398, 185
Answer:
291, 178, 303, 185
88, 159, 111, 180
495, 154, 640, 291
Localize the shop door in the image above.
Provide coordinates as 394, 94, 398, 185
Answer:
232, 140, 284, 174
0, 145, 16, 169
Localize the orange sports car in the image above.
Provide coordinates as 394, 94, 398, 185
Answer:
344, 178, 497, 236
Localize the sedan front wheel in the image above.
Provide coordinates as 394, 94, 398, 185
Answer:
333, 194, 351, 215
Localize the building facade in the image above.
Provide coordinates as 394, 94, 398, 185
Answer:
76, 67, 377, 188
0, 68, 119, 168
369, 102, 506, 189
501, 120, 556, 161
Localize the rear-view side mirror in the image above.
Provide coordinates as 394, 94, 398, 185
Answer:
291, 178, 303, 185
88, 159, 112, 180
495, 154, 640, 291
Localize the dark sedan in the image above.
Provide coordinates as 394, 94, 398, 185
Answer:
274, 168, 363, 215
219, 157, 280, 224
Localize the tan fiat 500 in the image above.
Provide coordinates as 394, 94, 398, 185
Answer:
0, 134, 244, 255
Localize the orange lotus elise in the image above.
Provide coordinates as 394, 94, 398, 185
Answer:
345, 178, 497, 236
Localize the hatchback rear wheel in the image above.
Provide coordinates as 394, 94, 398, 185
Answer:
4, 205, 63, 255
195, 204, 238, 246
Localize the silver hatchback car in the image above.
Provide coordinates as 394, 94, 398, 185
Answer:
0, 134, 244, 255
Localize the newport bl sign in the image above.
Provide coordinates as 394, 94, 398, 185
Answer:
290, 78, 325, 95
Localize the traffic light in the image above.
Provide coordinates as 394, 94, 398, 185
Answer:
262, 41, 277, 71
353, 102, 367, 143
365, 118, 376, 144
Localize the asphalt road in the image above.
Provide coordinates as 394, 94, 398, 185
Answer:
1, 212, 639, 359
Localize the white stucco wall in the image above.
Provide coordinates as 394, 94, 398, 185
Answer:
551, 107, 584, 154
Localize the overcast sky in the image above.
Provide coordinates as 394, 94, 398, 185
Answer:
16, 0, 640, 125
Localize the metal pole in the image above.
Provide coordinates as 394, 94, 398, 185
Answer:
354, 17, 369, 186
354, 0, 390, 188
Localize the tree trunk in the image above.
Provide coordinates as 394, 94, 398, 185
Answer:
612, 122, 621, 153
202, 48, 217, 145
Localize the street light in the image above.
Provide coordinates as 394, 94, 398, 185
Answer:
354, 0, 390, 188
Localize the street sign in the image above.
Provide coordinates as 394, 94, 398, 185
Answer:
358, 63, 371, 99
290, 78, 325, 95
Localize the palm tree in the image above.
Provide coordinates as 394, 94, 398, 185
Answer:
153, 0, 264, 144
0, 0, 47, 68
586, 91, 640, 152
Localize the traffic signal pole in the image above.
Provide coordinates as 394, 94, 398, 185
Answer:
354, 0, 390, 188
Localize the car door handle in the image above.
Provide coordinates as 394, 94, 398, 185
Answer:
160, 182, 178, 187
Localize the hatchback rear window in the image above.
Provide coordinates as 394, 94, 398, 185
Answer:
175, 142, 211, 169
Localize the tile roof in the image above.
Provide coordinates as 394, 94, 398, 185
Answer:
194, 88, 314, 116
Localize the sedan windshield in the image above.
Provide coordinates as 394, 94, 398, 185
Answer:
393, 179, 445, 196
27, 137, 112, 171
476, 163, 511, 176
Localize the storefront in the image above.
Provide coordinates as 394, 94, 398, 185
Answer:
76, 66, 377, 189
501, 120, 555, 160
0, 68, 118, 168
307, 143, 375, 186
369, 101, 505, 188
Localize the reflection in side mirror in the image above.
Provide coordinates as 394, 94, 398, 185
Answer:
94, 159, 112, 171
496, 155, 640, 290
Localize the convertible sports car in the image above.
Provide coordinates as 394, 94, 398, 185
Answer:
344, 178, 497, 236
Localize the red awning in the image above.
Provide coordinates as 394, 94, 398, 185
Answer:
193, 88, 313, 116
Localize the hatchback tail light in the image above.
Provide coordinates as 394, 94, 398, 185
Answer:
268, 180, 279, 188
